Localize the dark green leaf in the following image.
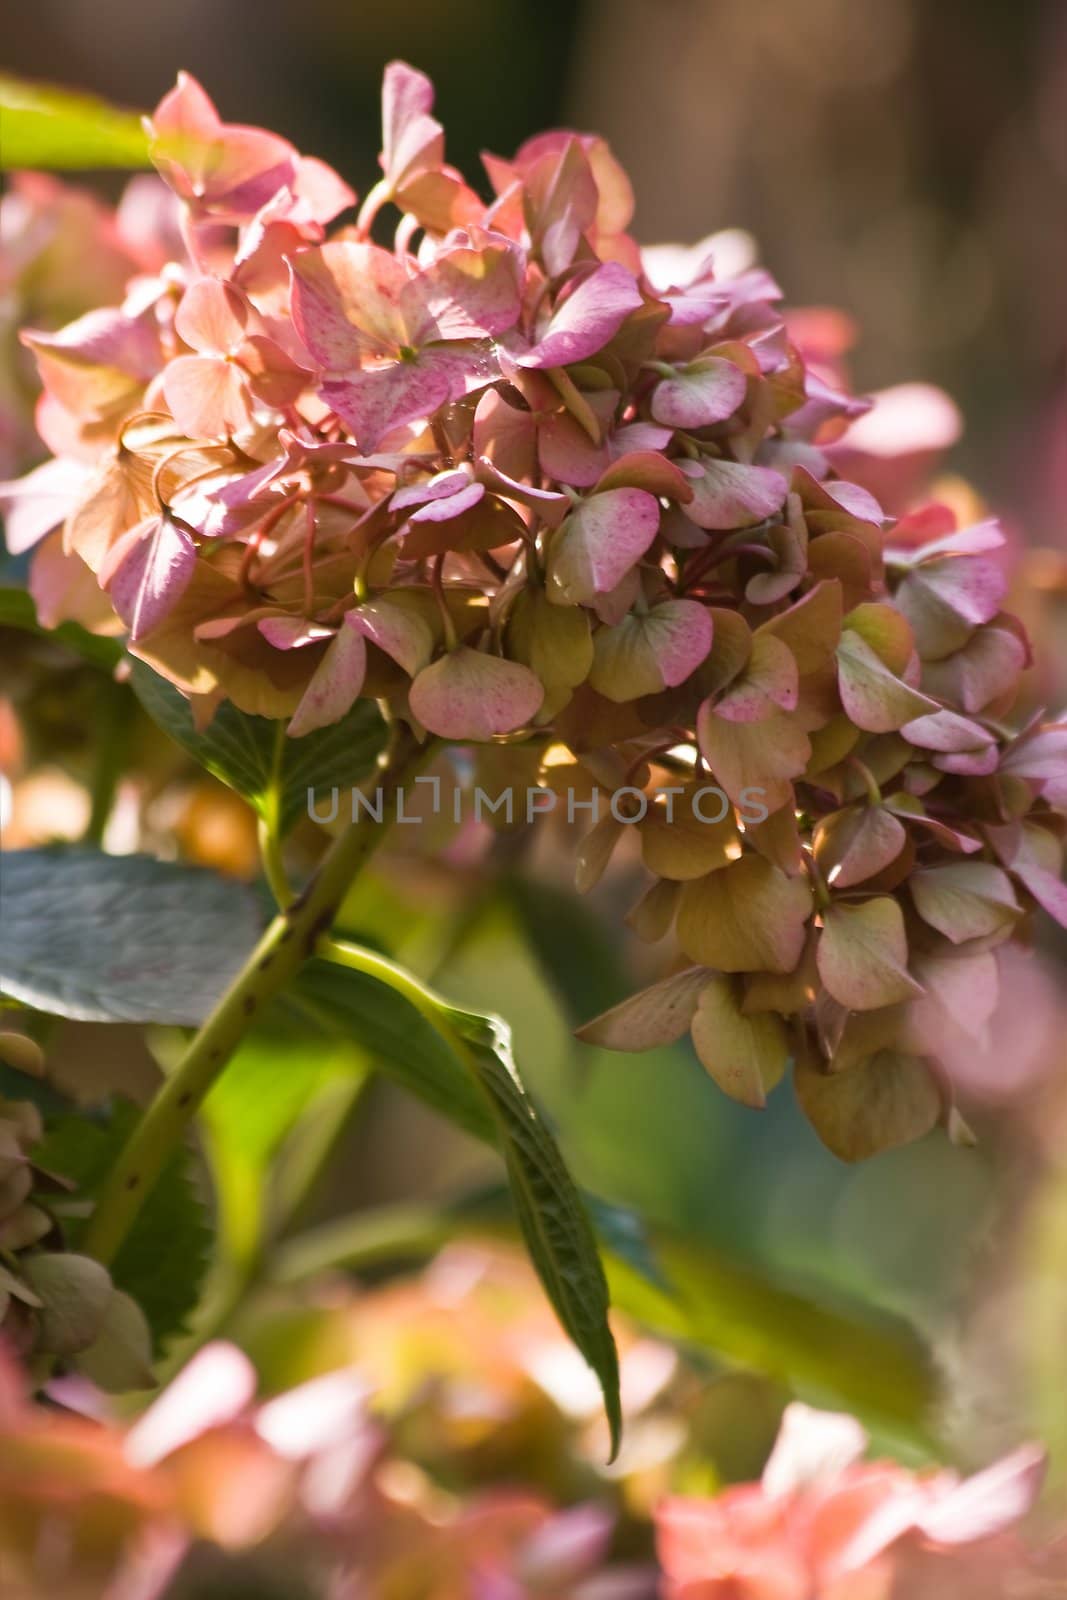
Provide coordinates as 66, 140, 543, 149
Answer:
297, 950, 621, 1454
0, 586, 123, 671
36, 1103, 212, 1352
443, 1003, 622, 1458
0, 76, 149, 169
0, 847, 262, 1024
289, 960, 496, 1144
130, 662, 388, 836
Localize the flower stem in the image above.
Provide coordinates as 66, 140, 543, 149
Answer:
82, 729, 425, 1268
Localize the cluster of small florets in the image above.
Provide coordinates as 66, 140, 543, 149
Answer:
6, 63, 1067, 1158
0, 1036, 113, 1371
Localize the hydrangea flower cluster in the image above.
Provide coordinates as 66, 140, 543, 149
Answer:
6, 64, 1067, 1159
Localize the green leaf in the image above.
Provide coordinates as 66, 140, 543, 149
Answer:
35, 1103, 212, 1352
305, 947, 622, 1456
289, 960, 496, 1144
441, 1002, 622, 1458
0, 847, 262, 1024
0, 76, 149, 169
608, 1232, 940, 1451
0, 586, 123, 672
199, 1020, 362, 1268
130, 662, 388, 836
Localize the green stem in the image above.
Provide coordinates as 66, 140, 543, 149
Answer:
847, 753, 883, 808
320, 936, 476, 1068
258, 723, 292, 906
82, 730, 425, 1268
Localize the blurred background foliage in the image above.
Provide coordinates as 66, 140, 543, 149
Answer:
3, 0, 1067, 1523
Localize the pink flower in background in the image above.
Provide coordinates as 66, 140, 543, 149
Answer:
656, 1403, 1046, 1600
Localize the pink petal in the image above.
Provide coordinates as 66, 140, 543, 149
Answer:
150, 74, 296, 217
381, 60, 442, 189
595, 450, 695, 503
322, 353, 457, 452
473, 386, 538, 482
900, 709, 995, 753
125, 1342, 257, 1467
1001, 723, 1067, 808
417, 238, 522, 341
290, 242, 408, 370
822, 479, 885, 523
891, 518, 1005, 564
291, 155, 356, 225
287, 614, 368, 737
409, 646, 544, 740
645, 599, 714, 685
548, 486, 660, 603
29, 530, 117, 633
476, 458, 570, 526
257, 616, 334, 649
255, 1369, 369, 1460
684, 457, 787, 530
836, 382, 962, 459
538, 409, 609, 488
1012, 859, 1067, 928
523, 138, 598, 277
933, 745, 1000, 777
175, 278, 248, 356
24, 304, 162, 408
0, 457, 89, 555
392, 467, 473, 513
609, 420, 673, 457
102, 512, 197, 641
651, 357, 747, 430
408, 480, 485, 522
516, 262, 643, 370
351, 599, 433, 676
163, 354, 252, 439
917, 1445, 1046, 1546
149, 72, 220, 149
762, 1403, 868, 1498
921, 624, 1027, 713
239, 334, 311, 409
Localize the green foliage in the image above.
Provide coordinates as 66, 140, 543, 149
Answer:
0, 76, 149, 169
291, 959, 496, 1143
37, 1104, 212, 1352
199, 1022, 363, 1269
445, 1002, 622, 1458
609, 1235, 939, 1452
131, 663, 388, 836
307, 947, 622, 1457
0, 847, 262, 1024
0, 586, 124, 671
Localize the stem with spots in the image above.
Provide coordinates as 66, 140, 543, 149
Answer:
82, 728, 424, 1268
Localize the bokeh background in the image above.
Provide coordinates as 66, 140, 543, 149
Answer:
4, 0, 1067, 1508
